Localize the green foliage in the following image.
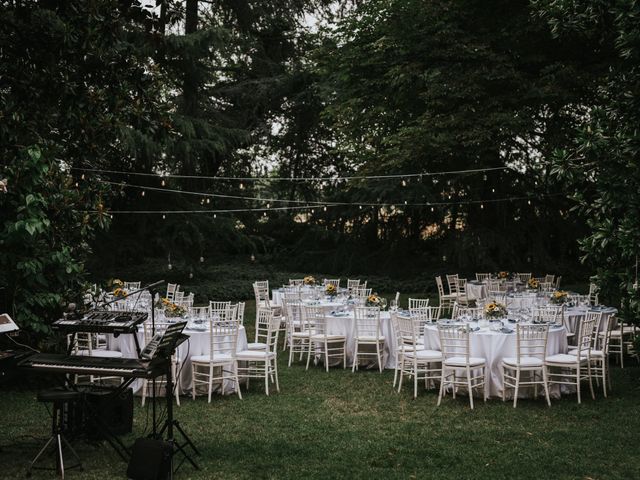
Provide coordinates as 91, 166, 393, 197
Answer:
0, 147, 108, 332
536, 0, 640, 322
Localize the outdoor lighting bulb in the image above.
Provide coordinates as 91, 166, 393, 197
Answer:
206, 198, 210, 204
162, 214, 166, 220
199, 256, 204, 263
323, 206, 327, 211
404, 200, 408, 205
239, 182, 244, 189
214, 214, 217, 218
527, 200, 531, 205
161, 179, 165, 186
81, 174, 85, 180
359, 205, 362, 209
491, 188, 495, 193
75, 182, 79, 187
189, 272, 193, 279
141, 190, 145, 197
442, 255, 447, 262
168, 263, 172, 270
266, 203, 270, 209
483, 174, 487, 181
431, 207, 434, 212
402, 179, 407, 187
480, 204, 484, 209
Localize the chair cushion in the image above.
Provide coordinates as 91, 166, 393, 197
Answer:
310, 334, 346, 341
236, 350, 276, 360
291, 331, 311, 338
568, 349, 604, 358
545, 353, 587, 364
191, 353, 234, 363
76, 349, 123, 358
405, 349, 442, 361
444, 356, 485, 367
502, 356, 543, 367
247, 342, 267, 350
355, 335, 385, 342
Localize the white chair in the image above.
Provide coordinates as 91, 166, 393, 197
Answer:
571, 312, 610, 396
191, 314, 242, 402
555, 276, 562, 289
437, 324, 487, 409
124, 281, 141, 291
397, 316, 442, 398
347, 279, 361, 293
305, 305, 346, 372
445, 274, 459, 297
177, 292, 194, 309
502, 324, 551, 407
352, 307, 385, 373
607, 319, 636, 369
189, 305, 210, 318
289, 279, 304, 286
236, 308, 280, 395
545, 315, 596, 404
233, 302, 245, 325
516, 273, 532, 283
544, 274, 555, 284
323, 278, 341, 289
247, 307, 272, 352
209, 301, 232, 321
166, 283, 179, 301
452, 305, 483, 320
532, 306, 562, 324
436, 276, 457, 312
253, 281, 284, 342
475, 273, 491, 282
287, 301, 311, 367
141, 321, 181, 407
408, 298, 429, 313
173, 291, 185, 305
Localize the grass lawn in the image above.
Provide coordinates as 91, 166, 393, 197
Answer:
2, 294, 639, 479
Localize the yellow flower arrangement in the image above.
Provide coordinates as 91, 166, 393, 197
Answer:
550, 290, 568, 305
164, 301, 187, 318
111, 278, 124, 288
484, 301, 507, 318
527, 278, 540, 289
366, 294, 382, 307
112, 287, 128, 298
303, 275, 316, 285
325, 283, 337, 296
497, 271, 509, 279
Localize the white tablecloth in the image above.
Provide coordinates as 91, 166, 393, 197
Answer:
423, 323, 568, 399
108, 325, 248, 395
564, 307, 618, 335
466, 282, 487, 300
322, 310, 394, 368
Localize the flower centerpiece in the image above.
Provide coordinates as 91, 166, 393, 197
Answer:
112, 287, 128, 298
303, 275, 316, 286
484, 301, 508, 319
164, 301, 187, 318
527, 277, 540, 290
497, 271, 510, 280
325, 283, 337, 297
550, 290, 568, 305
156, 297, 172, 309
366, 294, 382, 307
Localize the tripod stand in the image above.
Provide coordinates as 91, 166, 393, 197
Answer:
150, 335, 200, 475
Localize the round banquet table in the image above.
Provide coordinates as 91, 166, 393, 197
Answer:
108, 324, 248, 396
423, 322, 568, 399
564, 306, 618, 339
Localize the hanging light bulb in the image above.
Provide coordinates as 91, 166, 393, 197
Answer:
404, 200, 408, 205
199, 256, 204, 263
75, 182, 79, 187
323, 206, 327, 212
359, 205, 362, 210
206, 198, 210, 204
480, 204, 484, 209
239, 182, 244, 190
402, 179, 407, 187
266, 203, 270, 209
189, 271, 193, 279
141, 190, 146, 197
162, 214, 166, 220
161, 179, 165, 186
81, 174, 85, 180
483, 174, 487, 181
431, 207, 434, 212
168, 263, 172, 270
527, 200, 531, 205
491, 188, 495, 193
213, 214, 217, 218
442, 255, 447, 262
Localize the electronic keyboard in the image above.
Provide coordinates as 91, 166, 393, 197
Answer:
20, 353, 164, 379
53, 311, 148, 334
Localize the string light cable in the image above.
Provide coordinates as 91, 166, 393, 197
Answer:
71, 165, 512, 183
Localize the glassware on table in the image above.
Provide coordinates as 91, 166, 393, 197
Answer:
390, 299, 398, 312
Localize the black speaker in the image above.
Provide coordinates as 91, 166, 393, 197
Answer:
127, 437, 172, 480
83, 386, 134, 439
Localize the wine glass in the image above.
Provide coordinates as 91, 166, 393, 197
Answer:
390, 299, 398, 312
